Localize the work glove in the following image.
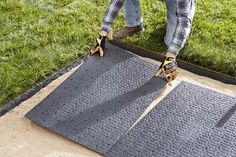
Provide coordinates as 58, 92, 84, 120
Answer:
90, 31, 113, 57
90, 35, 107, 57
155, 56, 178, 86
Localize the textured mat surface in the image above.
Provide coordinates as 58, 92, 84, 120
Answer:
107, 81, 236, 157
25, 43, 166, 155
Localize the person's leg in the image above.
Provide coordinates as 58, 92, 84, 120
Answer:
159, 0, 196, 85
189, 0, 196, 21
164, 0, 196, 47
164, 0, 177, 47
113, 0, 143, 39
124, 0, 143, 27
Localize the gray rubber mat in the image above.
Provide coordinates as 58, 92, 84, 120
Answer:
25, 43, 166, 155
107, 81, 236, 157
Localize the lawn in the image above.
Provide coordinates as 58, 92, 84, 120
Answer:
0, 0, 235, 107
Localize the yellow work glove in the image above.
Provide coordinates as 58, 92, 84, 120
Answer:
155, 56, 178, 86
90, 31, 113, 57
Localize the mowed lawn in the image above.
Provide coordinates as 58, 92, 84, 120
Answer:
0, 0, 235, 107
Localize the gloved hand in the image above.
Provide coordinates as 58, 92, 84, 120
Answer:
90, 31, 113, 57
155, 56, 178, 85
90, 35, 107, 57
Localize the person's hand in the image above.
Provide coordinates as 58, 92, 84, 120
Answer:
90, 34, 107, 57
90, 31, 113, 57
155, 56, 178, 85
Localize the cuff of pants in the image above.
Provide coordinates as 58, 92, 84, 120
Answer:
125, 18, 143, 27
167, 43, 180, 56
101, 22, 112, 33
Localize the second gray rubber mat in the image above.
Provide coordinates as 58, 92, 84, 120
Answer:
107, 81, 236, 157
25, 43, 166, 155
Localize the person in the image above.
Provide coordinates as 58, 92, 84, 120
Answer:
90, 0, 195, 85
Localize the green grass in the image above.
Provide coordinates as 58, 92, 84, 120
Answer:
0, 0, 235, 107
